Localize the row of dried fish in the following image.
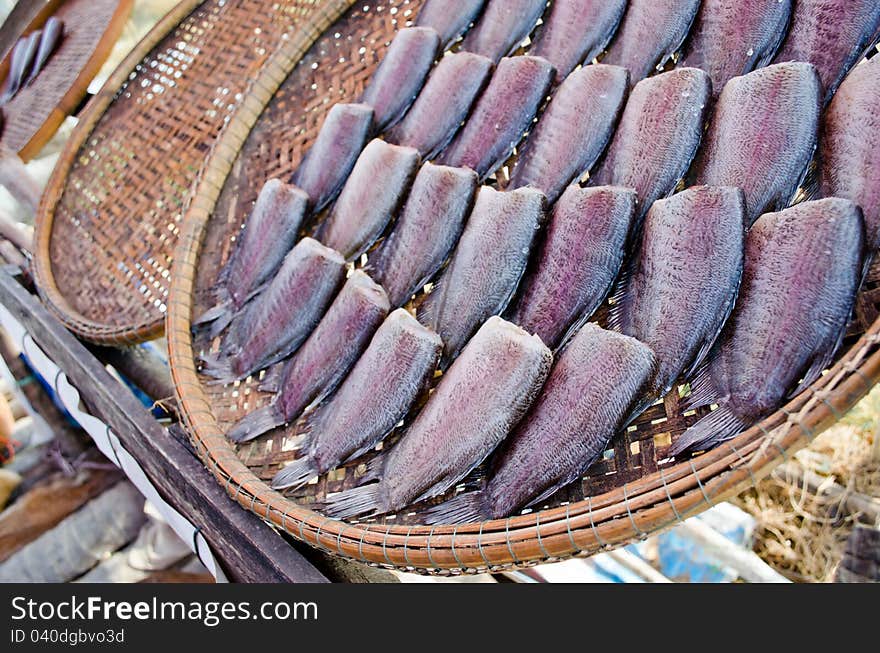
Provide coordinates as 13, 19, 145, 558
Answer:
0, 18, 64, 105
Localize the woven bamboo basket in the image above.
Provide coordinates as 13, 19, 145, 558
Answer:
165, 0, 880, 574
31, 0, 330, 344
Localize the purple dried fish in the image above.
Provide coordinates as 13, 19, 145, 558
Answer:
360, 27, 440, 131
1, 31, 41, 104
323, 316, 552, 519
609, 186, 746, 399
590, 67, 711, 229
289, 103, 374, 215
670, 198, 866, 456
461, 0, 547, 62
511, 185, 635, 350
679, 0, 792, 96
228, 271, 390, 443
773, 0, 880, 101
201, 238, 346, 383
693, 62, 820, 226
819, 57, 880, 248
370, 163, 479, 307
602, 0, 700, 81
194, 179, 308, 335
271, 309, 442, 490
317, 139, 420, 260
386, 52, 494, 159
419, 186, 546, 365
416, 0, 486, 47
509, 64, 629, 204
425, 324, 655, 523
438, 55, 555, 180
530, 0, 627, 83
25, 17, 63, 87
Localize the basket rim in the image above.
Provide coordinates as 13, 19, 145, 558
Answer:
166, 1, 880, 573
31, 0, 206, 346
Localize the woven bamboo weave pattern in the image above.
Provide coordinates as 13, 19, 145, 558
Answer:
165, 0, 880, 572
32, 0, 330, 344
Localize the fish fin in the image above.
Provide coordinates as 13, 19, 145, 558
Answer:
354, 455, 385, 486
790, 329, 847, 400
271, 456, 318, 491
412, 450, 492, 505
667, 402, 748, 457
258, 363, 285, 393
604, 264, 632, 332
322, 483, 383, 519
684, 361, 720, 410
192, 300, 231, 328
198, 354, 236, 385
226, 404, 284, 443
422, 491, 486, 524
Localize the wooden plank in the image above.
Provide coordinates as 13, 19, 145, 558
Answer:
0, 268, 328, 583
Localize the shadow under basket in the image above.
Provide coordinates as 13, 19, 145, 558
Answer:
166, 0, 880, 574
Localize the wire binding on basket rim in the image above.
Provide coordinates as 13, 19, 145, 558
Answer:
164, 0, 880, 573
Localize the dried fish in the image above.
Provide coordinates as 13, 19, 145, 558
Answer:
670, 198, 866, 455
317, 139, 420, 261
602, 0, 700, 81
1, 31, 41, 104
425, 324, 655, 522
511, 185, 634, 350
194, 179, 308, 336
461, 0, 547, 63
609, 186, 746, 399
439, 55, 555, 181
201, 238, 346, 383
509, 63, 629, 204
360, 27, 441, 131
419, 186, 546, 365
271, 309, 442, 490
289, 103, 374, 215
693, 62, 821, 226
386, 52, 494, 160
228, 270, 390, 443
322, 316, 552, 518
416, 0, 486, 47
679, 0, 792, 96
530, 0, 626, 84
25, 17, 64, 86
370, 163, 478, 307
590, 67, 711, 230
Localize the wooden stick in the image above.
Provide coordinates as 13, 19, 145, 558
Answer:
773, 461, 880, 526
674, 518, 790, 583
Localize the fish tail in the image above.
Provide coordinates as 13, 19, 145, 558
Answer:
258, 364, 285, 393
322, 483, 383, 519
355, 455, 384, 486
271, 456, 318, 491
193, 300, 232, 329
423, 491, 487, 525
199, 354, 236, 385
227, 404, 284, 443
668, 403, 748, 457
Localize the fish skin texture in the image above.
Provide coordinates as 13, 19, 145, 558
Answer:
226, 270, 390, 443
461, 0, 548, 63
271, 309, 442, 490
679, 0, 793, 96
773, 0, 880, 102
819, 57, 880, 249
511, 185, 635, 350
323, 316, 552, 517
370, 163, 479, 307
210, 238, 346, 382
590, 67, 711, 231
289, 103, 374, 215
509, 63, 629, 204
360, 27, 441, 131
419, 186, 546, 365
602, 0, 701, 81
693, 62, 821, 226
438, 55, 555, 181
317, 139, 420, 261
426, 324, 654, 523
670, 198, 866, 455
385, 51, 494, 160
611, 186, 746, 398
530, 0, 627, 84
416, 0, 486, 47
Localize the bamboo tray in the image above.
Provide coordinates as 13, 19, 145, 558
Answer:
165, 0, 880, 574
31, 0, 328, 345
